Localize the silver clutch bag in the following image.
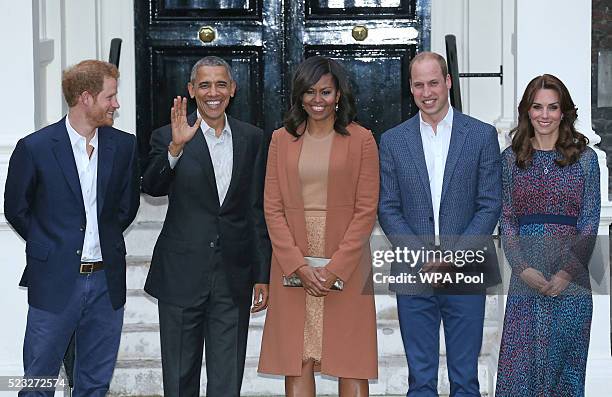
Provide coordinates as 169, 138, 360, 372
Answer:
283, 256, 344, 291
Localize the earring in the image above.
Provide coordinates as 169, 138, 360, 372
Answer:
335, 103, 339, 112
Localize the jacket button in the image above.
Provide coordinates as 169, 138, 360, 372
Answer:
209, 241, 215, 248
80, 226, 85, 232
76, 249, 82, 256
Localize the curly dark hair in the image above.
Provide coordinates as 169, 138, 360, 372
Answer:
284, 56, 356, 138
511, 74, 587, 168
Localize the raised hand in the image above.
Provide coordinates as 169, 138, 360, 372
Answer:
169, 96, 202, 156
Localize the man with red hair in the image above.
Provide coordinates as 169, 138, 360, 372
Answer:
4, 59, 140, 396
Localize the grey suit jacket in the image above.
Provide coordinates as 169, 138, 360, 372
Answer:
378, 109, 502, 292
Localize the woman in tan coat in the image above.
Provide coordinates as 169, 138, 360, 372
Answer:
258, 56, 379, 396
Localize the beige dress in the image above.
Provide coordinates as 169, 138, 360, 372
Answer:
298, 130, 334, 363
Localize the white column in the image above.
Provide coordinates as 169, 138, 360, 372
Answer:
494, 0, 517, 149
0, 0, 36, 386
63, 0, 98, 64
587, 216, 612, 394
0, 0, 36, 146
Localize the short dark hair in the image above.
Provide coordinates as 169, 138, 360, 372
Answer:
62, 60, 119, 107
190, 56, 233, 83
511, 73, 587, 168
284, 56, 356, 137
408, 51, 449, 81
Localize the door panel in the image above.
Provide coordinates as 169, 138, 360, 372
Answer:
307, 0, 412, 18
135, 0, 281, 168
135, 0, 429, 167
155, 0, 260, 18
151, 48, 262, 132
306, 46, 414, 142
288, 0, 427, 137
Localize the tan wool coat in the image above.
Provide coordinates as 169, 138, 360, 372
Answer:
258, 122, 379, 379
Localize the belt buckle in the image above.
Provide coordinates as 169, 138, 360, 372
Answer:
80, 263, 94, 274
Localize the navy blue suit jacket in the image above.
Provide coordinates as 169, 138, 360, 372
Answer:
378, 109, 502, 291
4, 117, 140, 312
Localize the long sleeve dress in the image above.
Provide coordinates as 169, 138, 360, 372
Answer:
495, 147, 600, 397
258, 123, 379, 379
298, 129, 333, 363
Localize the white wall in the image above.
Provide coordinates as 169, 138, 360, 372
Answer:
0, 0, 36, 146
431, 0, 505, 127
43, 0, 136, 133
0, 0, 36, 381
516, 0, 598, 144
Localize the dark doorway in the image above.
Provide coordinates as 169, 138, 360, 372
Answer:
134, 0, 430, 167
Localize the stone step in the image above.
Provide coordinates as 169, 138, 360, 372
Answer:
109, 218, 503, 397
117, 232, 501, 397
110, 354, 493, 396
125, 222, 163, 257
124, 257, 503, 322
117, 317, 500, 362
120, 257, 502, 369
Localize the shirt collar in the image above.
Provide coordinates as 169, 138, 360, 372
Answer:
65, 115, 98, 149
419, 106, 454, 130
196, 111, 232, 138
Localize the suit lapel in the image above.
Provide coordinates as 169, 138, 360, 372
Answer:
220, 116, 246, 211
96, 128, 115, 216
402, 116, 433, 206
285, 129, 308, 253
183, 112, 219, 205
52, 119, 85, 211
441, 111, 468, 202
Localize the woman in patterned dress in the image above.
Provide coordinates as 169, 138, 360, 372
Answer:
496, 74, 600, 396
258, 56, 379, 396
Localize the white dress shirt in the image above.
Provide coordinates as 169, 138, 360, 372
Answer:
65, 116, 102, 262
419, 107, 454, 242
168, 112, 233, 205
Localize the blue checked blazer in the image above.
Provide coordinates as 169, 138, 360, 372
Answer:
378, 109, 502, 291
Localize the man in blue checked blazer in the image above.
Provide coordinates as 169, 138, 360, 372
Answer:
378, 52, 502, 397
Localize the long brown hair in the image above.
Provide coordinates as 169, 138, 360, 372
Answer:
510, 74, 587, 168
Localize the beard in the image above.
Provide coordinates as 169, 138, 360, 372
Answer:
87, 106, 114, 128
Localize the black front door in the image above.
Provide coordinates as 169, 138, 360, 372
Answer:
135, 0, 430, 165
